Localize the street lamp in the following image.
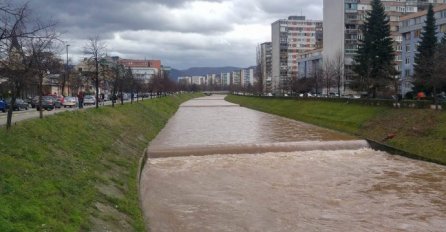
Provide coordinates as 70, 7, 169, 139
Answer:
66, 44, 70, 96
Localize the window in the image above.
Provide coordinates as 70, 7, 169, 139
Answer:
414, 30, 421, 38
440, 24, 446, 33
405, 33, 411, 40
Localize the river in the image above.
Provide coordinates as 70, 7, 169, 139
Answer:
140, 95, 446, 232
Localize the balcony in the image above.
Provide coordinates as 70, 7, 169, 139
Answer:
345, 29, 358, 34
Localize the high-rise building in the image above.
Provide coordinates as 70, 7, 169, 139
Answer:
206, 74, 217, 86
258, 42, 272, 93
241, 68, 255, 87
323, 0, 418, 95
400, 4, 446, 95
220, 72, 231, 86
232, 71, 241, 86
271, 16, 322, 94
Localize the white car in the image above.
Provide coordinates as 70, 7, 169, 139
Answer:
83, 95, 96, 105
63, 96, 77, 108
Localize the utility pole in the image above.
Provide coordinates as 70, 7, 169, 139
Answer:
66, 44, 70, 96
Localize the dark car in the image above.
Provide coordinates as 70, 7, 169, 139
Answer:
36, 96, 56, 111
52, 95, 63, 108
31, 96, 40, 108
25, 96, 33, 105
437, 94, 446, 104
0, 99, 5, 113
5, 98, 29, 111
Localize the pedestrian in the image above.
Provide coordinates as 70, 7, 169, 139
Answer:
100, 93, 105, 105
77, 91, 84, 109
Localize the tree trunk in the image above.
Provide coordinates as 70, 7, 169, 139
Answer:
120, 90, 124, 105
6, 90, 17, 130
61, 73, 66, 97
111, 88, 116, 107
337, 75, 341, 97
433, 85, 438, 110
39, 74, 44, 119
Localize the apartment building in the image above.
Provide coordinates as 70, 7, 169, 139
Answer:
241, 68, 255, 87
400, 4, 446, 95
414, 0, 446, 10
221, 72, 231, 86
178, 76, 206, 85
232, 71, 241, 86
258, 42, 273, 93
206, 74, 217, 86
297, 48, 323, 79
118, 59, 161, 83
271, 16, 322, 94
323, 0, 418, 95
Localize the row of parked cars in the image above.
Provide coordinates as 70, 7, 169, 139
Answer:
0, 98, 29, 112
0, 93, 143, 113
0, 95, 82, 113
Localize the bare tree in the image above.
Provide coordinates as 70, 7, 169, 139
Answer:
0, 1, 57, 129
124, 67, 135, 104
109, 64, 124, 107
322, 59, 335, 95
310, 66, 323, 95
332, 51, 344, 97
83, 36, 106, 109
26, 28, 61, 119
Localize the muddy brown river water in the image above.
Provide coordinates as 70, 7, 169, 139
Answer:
140, 95, 446, 232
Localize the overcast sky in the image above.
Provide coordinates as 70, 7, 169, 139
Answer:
24, 0, 323, 69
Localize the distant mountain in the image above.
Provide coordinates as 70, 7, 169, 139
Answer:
168, 66, 254, 81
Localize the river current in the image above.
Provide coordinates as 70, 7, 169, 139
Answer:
140, 95, 446, 232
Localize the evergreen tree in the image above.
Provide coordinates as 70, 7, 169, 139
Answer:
352, 0, 397, 98
413, 4, 437, 93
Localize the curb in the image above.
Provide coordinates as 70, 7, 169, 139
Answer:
137, 148, 150, 232
366, 139, 446, 166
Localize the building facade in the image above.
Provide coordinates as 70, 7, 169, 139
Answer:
241, 68, 255, 87
323, 0, 419, 95
271, 16, 322, 94
258, 42, 273, 93
297, 48, 323, 79
220, 72, 231, 86
414, 0, 446, 10
118, 59, 161, 83
400, 4, 446, 95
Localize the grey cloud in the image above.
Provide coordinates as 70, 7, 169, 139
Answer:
27, 0, 233, 39
255, 0, 323, 19
17, 0, 322, 69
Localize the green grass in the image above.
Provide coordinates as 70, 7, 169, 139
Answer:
226, 95, 387, 134
0, 93, 202, 232
227, 95, 446, 164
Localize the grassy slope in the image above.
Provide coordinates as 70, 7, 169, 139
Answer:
226, 95, 446, 164
0, 94, 201, 232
